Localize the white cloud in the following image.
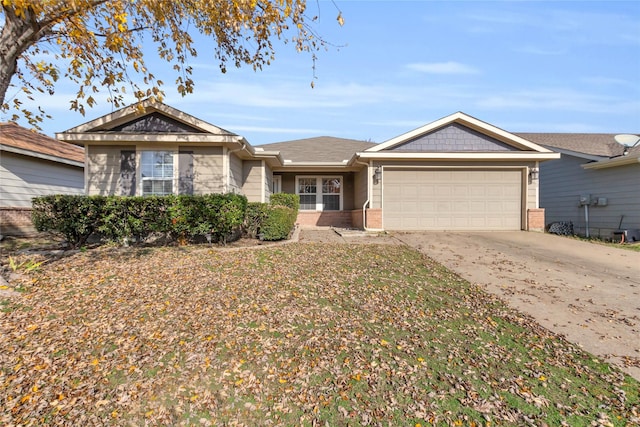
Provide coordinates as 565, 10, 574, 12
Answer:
513, 45, 566, 56
405, 62, 480, 75
476, 88, 640, 115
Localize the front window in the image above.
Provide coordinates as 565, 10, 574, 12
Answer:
141, 151, 174, 196
296, 176, 342, 211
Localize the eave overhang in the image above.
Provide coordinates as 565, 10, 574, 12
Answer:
348, 151, 560, 165
0, 144, 84, 168
582, 154, 640, 170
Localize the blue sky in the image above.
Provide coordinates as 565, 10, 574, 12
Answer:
4, 0, 640, 145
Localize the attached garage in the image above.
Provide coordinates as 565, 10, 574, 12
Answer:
382, 168, 523, 230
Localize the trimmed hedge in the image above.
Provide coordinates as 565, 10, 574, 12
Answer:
32, 195, 106, 249
260, 205, 297, 241
244, 194, 299, 241
31, 194, 247, 248
269, 193, 300, 211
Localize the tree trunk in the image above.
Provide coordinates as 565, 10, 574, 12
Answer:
0, 6, 48, 108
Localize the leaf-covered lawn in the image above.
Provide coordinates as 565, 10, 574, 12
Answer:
1, 243, 638, 426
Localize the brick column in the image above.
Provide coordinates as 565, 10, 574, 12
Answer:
527, 208, 545, 232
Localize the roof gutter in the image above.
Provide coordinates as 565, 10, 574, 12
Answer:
582, 154, 640, 170
356, 152, 561, 161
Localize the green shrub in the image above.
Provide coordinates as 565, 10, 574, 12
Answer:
32, 193, 247, 247
270, 193, 300, 211
98, 196, 172, 244
245, 202, 270, 239
244, 193, 299, 241
260, 205, 296, 241
169, 194, 247, 243
32, 195, 105, 248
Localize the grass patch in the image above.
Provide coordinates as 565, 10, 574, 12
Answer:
0, 243, 637, 426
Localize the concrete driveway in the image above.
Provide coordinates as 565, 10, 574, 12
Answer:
393, 231, 640, 380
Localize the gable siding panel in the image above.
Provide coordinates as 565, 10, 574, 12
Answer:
391, 123, 520, 152
541, 155, 640, 237
0, 152, 84, 207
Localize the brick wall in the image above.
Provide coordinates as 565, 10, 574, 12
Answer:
527, 208, 545, 232
0, 207, 36, 236
296, 211, 353, 228
365, 208, 383, 229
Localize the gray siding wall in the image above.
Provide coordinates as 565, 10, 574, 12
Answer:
264, 163, 272, 202
353, 168, 369, 208
87, 145, 129, 195
190, 146, 224, 195
87, 145, 224, 196
540, 155, 640, 237
228, 152, 243, 194
242, 160, 263, 202
0, 152, 84, 207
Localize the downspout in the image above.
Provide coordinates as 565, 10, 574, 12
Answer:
584, 204, 590, 238
354, 158, 372, 231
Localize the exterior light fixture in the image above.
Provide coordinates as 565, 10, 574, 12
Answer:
614, 134, 640, 156
373, 166, 382, 184
529, 167, 539, 181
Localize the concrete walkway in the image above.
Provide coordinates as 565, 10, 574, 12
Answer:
300, 228, 640, 380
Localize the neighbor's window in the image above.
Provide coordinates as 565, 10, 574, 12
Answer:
296, 176, 342, 211
141, 151, 174, 196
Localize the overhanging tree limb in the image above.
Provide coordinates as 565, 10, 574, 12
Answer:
0, 0, 339, 128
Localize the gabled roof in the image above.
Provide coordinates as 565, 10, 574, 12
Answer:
368, 112, 555, 153
57, 99, 246, 145
259, 137, 376, 164
353, 112, 559, 163
61, 98, 235, 135
0, 122, 84, 166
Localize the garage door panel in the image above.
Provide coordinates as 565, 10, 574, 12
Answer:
383, 169, 522, 230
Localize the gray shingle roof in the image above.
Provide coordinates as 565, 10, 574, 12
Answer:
516, 133, 637, 158
258, 136, 377, 163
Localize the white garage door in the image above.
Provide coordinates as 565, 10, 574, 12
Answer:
383, 169, 522, 230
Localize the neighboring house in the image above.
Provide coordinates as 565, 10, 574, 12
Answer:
519, 133, 640, 238
0, 122, 85, 236
57, 100, 560, 231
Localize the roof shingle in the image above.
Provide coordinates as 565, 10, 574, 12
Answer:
516, 133, 636, 158
258, 136, 376, 163
1, 122, 84, 163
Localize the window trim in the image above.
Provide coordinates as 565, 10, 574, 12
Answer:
272, 175, 282, 194
139, 150, 176, 196
295, 175, 343, 211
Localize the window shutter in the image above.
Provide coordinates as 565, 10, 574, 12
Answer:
119, 150, 136, 196
178, 151, 194, 195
